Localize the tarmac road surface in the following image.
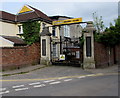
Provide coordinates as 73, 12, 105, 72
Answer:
1, 65, 119, 96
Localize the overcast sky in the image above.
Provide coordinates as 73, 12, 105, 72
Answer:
0, 1, 118, 28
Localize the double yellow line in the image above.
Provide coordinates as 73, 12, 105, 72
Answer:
1, 72, 119, 82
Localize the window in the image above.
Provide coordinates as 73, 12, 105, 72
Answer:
53, 44, 57, 57
42, 23, 46, 29
64, 25, 70, 37
86, 37, 91, 57
42, 39, 46, 56
76, 51, 80, 58
18, 25, 23, 34
52, 26, 56, 36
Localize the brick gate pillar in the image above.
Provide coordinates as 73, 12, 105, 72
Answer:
83, 21, 96, 69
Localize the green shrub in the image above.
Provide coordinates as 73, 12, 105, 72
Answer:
22, 20, 40, 45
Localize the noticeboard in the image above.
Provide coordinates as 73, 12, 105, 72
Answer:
60, 54, 65, 60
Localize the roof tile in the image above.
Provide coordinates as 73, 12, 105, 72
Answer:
0, 5, 52, 23
0, 11, 16, 22
2, 36, 26, 45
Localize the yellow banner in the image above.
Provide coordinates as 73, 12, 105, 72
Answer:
52, 18, 82, 26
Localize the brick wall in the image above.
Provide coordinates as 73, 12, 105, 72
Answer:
94, 42, 115, 68
0, 43, 40, 70
115, 44, 120, 64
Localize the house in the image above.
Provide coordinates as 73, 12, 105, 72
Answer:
0, 5, 61, 65
0, 11, 21, 47
0, 5, 53, 47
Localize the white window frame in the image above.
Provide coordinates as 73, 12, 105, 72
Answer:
53, 44, 58, 57
52, 26, 56, 36
18, 25, 23, 34
42, 23, 46, 29
64, 25, 70, 37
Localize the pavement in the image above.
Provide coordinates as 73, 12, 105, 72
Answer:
1, 64, 49, 77
85, 64, 119, 74
0, 64, 119, 77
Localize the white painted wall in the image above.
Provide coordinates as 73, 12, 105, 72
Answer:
40, 22, 53, 33
0, 21, 18, 36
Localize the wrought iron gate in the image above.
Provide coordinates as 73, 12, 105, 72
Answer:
51, 36, 83, 66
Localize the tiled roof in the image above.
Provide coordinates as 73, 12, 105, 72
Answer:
2, 36, 26, 46
16, 11, 39, 22
28, 5, 52, 22
0, 11, 16, 22
0, 5, 52, 23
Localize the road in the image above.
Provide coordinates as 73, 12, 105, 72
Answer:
0, 66, 119, 96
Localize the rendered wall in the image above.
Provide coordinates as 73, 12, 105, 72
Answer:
0, 21, 18, 36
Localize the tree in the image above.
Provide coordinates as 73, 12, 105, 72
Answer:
95, 16, 120, 65
93, 12, 105, 33
22, 20, 40, 45
96, 16, 120, 47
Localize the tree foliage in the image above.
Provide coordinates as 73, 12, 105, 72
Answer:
22, 21, 40, 45
93, 12, 105, 33
96, 16, 120, 47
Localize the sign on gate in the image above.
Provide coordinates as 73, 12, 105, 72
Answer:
52, 18, 82, 26
60, 54, 65, 60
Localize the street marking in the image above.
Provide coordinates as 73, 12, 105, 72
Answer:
33, 84, 45, 88
12, 85, 24, 88
49, 81, 61, 85
15, 88, 28, 91
64, 79, 72, 81
0, 91, 9, 95
29, 82, 40, 85
78, 76, 86, 78
44, 80, 55, 83
96, 73, 104, 75
86, 74, 96, 77
1, 72, 118, 82
0, 88, 6, 91
58, 77, 66, 79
